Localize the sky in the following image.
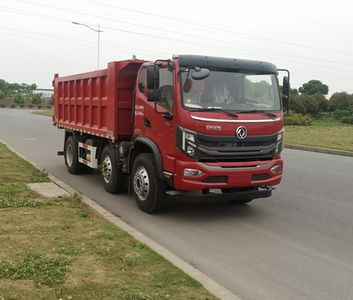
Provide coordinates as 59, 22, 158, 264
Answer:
0, 0, 353, 95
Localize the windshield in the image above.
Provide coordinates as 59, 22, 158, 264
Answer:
181, 70, 281, 112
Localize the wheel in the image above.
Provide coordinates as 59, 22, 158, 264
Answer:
132, 153, 166, 213
64, 136, 83, 174
222, 187, 255, 205
100, 145, 126, 193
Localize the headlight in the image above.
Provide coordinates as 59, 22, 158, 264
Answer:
177, 127, 197, 157
185, 132, 195, 143
274, 129, 284, 156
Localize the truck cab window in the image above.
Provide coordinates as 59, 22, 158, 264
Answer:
138, 68, 147, 92
158, 68, 173, 110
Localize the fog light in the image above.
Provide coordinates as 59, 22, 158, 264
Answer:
271, 165, 282, 174
184, 168, 203, 177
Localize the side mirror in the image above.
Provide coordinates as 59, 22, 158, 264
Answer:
283, 76, 290, 97
183, 78, 192, 93
147, 65, 159, 90
282, 95, 289, 112
191, 68, 210, 80
146, 65, 159, 102
282, 76, 290, 112
147, 90, 159, 101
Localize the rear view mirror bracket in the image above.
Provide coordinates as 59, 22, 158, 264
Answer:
278, 69, 290, 114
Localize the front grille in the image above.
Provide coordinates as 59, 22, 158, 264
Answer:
202, 176, 228, 183
200, 157, 272, 163
251, 174, 270, 181
196, 132, 278, 161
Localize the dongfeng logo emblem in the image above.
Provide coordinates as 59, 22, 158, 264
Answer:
236, 126, 247, 139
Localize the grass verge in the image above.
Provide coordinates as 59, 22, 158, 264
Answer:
32, 109, 53, 117
0, 142, 216, 300
285, 116, 353, 152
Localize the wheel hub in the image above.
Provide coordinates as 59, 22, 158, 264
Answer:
133, 166, 150, 201
101, 155, 112, 183
66, 144, 74, 166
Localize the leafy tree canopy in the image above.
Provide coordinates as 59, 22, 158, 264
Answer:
0, 78, 37, 96
328, 92, 353, 111
299, 80, 329, 95
31, 94, 42, 105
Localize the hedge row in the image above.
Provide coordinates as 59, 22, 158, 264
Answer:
284, 113, 313, 126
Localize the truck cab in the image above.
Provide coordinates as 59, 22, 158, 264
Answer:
130, 55, 286, 207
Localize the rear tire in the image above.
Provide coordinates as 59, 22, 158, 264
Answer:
132, 153, 166, 213
100, 145, 126, 193
64, 136, 83, 174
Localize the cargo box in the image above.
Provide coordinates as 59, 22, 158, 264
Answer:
53, 60, 145, 141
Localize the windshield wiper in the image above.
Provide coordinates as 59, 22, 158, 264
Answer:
190, 107, 238, 118
236, 110, 277, 118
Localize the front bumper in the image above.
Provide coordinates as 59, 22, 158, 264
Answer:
167, 188, 272, 202
173, 158, 283, 191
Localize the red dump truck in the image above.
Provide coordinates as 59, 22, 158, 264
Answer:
53, 55, 289, 213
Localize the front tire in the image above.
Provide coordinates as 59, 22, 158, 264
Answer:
132, 153, 166, 213
64, 136, 83, 174
100, 145, 126, 193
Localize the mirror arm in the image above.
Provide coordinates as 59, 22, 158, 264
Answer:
278, 68, 291, 115
163, 111, 173, 120
278, 68, 290, 83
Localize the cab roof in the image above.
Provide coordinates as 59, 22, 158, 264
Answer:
177, 54, 278, 74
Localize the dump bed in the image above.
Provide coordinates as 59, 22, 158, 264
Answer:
53, 60, 145, 141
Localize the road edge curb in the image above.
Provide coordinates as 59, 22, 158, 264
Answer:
285, 144, 353, 157
0, 139, 240, 300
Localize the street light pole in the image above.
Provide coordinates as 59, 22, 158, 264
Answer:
72, 21, 103, 70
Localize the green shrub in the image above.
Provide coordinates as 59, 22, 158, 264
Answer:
290, 93, 328, 117
285, 113, 313, 126
333, 109, 353, 124
333, 109, 347, 120
341, 116, 353, 124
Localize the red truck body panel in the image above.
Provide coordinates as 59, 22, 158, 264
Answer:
53, 60, 145, 140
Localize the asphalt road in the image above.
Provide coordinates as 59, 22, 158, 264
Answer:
1, 108, 353, 300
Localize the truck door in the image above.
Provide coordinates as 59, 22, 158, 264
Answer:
134, 67, 176, 172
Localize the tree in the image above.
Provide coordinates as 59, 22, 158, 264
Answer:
290, 94, 306, 114
299, 80, 329, 95
14, 94, 24, 105
31, 94, 42, 105
304, 94, 324, 116
312, 93, 328, 112
328, 92, 353, 111
289, 93, 327, 116
0, 79, 37, 96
